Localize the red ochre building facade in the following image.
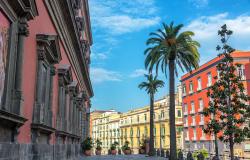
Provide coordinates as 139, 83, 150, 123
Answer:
181, 51, 250, 157
0, 0, 93, 159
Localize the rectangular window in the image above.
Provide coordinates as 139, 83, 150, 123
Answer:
182, 85, 186, 96
130, 128, 133, 136
137, 128, 140, 137
237, 64, 245, 80
184, 104, 188, 115
161, 110, 164, 119
189, 82, 194, 94
197, 77, 202, 90
192, 116, 196, 126
200, 115, 204, 125
191, 102, 195, 113
185, 117, 188, 127
193, 129, 197, 140
137, 115, 139, 122
177, 110, 182, 117
199, 99, 204, 112
207, 73, 212, 87
144, 114, 147, 121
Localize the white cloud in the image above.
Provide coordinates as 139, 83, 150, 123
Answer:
129, 69, 148, 78
91, 53, 108, 60
96, 16, 160, 35
184, 13, 250, 64
89, 0, 160, 35
189, 0, 208, 8
90, 68, 122, 83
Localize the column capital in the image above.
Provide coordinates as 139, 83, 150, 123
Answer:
18, 18, 29, 36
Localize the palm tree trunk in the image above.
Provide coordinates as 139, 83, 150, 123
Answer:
229, 135, 234, 160
169, 60, 177, 160
214, 133, 219, 157
149, 93, 155, 156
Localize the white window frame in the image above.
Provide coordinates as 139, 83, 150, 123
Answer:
198, 99, 203, 112
207, 73, 212, 87
191, 102, 195, 114
197, 77, 202, 91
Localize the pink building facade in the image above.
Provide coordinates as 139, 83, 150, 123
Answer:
0, 0, 93, 159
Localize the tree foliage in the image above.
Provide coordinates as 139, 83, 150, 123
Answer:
203, 24, 250, 159
138, 74, 164, 94
144, 22, 200, 160
144, 22, 200, 76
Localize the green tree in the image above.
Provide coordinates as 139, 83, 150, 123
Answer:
203, 24, 250, 160
139, 73, 164, 156
144, 22, 200, 159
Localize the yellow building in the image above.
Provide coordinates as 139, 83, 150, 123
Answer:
91, 110, 121, 154
90, 86, 184, 155
119, 93, 183, 154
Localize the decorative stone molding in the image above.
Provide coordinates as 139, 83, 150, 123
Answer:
76, 16, 84, 32
44, 0, 93, 98
18, 18, 29, 36
36, 34, 62, 64
32, 34, 62, 143
0, 0, 37, 142
58, 64, 73, 87
4, 0, 38, 20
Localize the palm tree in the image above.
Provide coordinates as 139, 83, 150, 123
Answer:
144, 22, 200, 159
139, 73, 164, 156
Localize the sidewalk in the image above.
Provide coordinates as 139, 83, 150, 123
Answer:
80, 154, 167, 160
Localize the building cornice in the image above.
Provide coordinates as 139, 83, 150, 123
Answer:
44, 0, 93, 98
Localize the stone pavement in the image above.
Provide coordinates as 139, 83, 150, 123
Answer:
81, 154, 167, 160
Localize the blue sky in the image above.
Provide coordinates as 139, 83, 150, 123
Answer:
88, 0, 250, 112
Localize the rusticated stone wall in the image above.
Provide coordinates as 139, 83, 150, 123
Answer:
0, 143, 80, 160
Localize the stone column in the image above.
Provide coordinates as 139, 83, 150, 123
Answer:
12, 18, 29, 115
